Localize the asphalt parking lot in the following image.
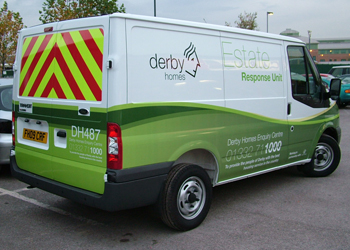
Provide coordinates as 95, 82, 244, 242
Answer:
1, 108, 350, 249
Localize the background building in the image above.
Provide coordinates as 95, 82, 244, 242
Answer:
280, 28, 350, 64
317, 38, 350, 63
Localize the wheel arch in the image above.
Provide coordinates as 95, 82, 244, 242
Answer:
311, 122, 341, 151
172, 149, 219, 186
323, 126, 340, 143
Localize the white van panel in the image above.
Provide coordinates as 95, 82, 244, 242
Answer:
221, 34, 286, 120
108, 18, 128, 107
126, 20, 225, 107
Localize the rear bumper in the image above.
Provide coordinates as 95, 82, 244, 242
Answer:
10, 154, 172, 211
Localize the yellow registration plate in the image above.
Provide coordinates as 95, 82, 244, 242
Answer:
23, 128, 48, 144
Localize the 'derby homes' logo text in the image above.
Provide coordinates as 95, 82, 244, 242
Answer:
149, 42, 201, 81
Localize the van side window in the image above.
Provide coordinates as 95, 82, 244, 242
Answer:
288, 46, 329, 108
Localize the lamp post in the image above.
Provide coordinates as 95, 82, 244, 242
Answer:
308, 30, 312, 51
267, 12, 273, 33
154, 0, 156, 17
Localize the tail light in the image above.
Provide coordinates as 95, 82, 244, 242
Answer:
107, 122, 122, 170
12, 111, 15, 146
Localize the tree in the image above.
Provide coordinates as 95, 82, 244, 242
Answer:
0, 1, 24, 77
234, 11, 258, 30
39, 0, 126, 24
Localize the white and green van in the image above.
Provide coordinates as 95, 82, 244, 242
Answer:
11, 14, 341, 231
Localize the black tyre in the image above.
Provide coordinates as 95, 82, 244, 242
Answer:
337, 99, 346, 108
299, 135, 341, 177
160, 164, 212, 231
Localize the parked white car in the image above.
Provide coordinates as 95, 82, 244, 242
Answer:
0, 78, 13, 170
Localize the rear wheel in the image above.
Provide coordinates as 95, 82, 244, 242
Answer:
160, 164, 212, 231
298, 135, 341, 177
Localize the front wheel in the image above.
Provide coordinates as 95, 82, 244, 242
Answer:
298, 135, 341, 177
160, 164, 212, 231
337, 99, 346, 108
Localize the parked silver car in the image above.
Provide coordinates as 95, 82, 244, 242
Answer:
0, 79, 13, 169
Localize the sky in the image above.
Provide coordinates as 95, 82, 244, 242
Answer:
2, 0, 349, 39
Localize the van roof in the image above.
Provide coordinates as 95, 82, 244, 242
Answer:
110, 13, 305, 44
22, 13, 305, 45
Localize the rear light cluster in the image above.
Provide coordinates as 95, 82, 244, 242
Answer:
107, 122, 123, 170
12, 111, 15, 146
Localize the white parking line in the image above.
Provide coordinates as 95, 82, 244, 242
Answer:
0, 187, 103, 226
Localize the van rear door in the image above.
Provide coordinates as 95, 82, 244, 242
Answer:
14, 16, 109, 194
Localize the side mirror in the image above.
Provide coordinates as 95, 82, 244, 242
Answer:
330, 78, 341, 100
